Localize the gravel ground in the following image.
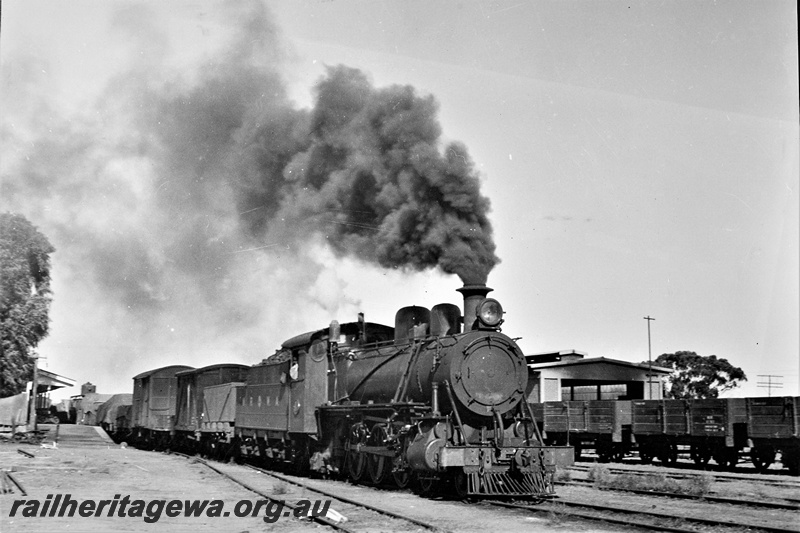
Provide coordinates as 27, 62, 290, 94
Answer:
560, 463, 800, 531
1, 442, 280, 532
211, 461, 625, 533
8, 427, 796, 533
1, 430, 619, 533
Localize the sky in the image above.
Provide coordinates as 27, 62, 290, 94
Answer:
1, 0, 798, 400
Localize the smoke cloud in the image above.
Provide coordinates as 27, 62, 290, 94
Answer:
1, 2, 497, 387
247, 64, 498, 284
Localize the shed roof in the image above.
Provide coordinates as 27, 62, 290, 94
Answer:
36, 369, 76, 393
526, 354, 672, 375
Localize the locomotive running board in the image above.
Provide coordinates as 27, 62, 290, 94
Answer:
467, 471, 555, 498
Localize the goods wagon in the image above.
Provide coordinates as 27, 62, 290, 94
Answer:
131, 365, 194, 448
746, 396, 800, 474
531, 400, 631, 461
94, 393, 133, 436
631, 399, 746, 467
174, 363, 249, 455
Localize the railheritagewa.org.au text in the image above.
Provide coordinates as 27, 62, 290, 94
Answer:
7, 494, 331, 523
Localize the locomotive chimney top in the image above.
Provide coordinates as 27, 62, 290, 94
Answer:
457, 284, 492, 331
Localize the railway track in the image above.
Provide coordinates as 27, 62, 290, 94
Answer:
170, 448, 800, 533
577, 453, 800, 477
176, 454, 449, 533
488, 497, 800, 533
558, 479, 800, 510
568, 463, 800, 488
242, 463, 450, 532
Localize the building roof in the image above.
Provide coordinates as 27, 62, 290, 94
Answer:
525, 351, 672, 375
35, 369, 76, 393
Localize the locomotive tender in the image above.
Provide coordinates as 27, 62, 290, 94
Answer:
125, 284, 574, 499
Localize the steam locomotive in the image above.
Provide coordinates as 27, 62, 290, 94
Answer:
122, 284, 574, 499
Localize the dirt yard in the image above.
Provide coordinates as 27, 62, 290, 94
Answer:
1, 432, 622, 533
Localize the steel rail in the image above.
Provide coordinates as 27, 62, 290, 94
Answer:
557, 479, 800, 510
491, 498, 800, 533
487, 500, 704, 533
568, 464, 800, 488
172, 453, 356, 532
244, 463, 449, 532
173, 452, 448, 533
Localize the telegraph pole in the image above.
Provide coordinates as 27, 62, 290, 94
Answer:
757, 374, 783, 397
644, 316, 656, 399
28, 354, 39, 432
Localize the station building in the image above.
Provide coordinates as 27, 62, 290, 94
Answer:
526, 350, 672, 402
33, 369, 76, 413
0, 368, 75, 430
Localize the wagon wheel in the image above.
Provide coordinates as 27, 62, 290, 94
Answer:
573, 442, 583, 461
366, 425, 392, 485
725, 452, 738, 470
346, 423, 367, 483
213, 440, 225, 460
725, 448, 739, 470
638, 445, 653, 464
785, 451, 800, 476
691, 444, 711, 467
225, 437, 241, 463
346, 443, 366, 482
659, 442, 678, 466
451, 469, 470, 500
292, 440, 311, 476
597, 442, 613, 463
750, 446, 775, 472
611, 446, 626, 463
392, 468, 412, 489
390, 426, 413, 489
413, 473, 437, 496
713, 447, 738, 470
595, 442, 607, 463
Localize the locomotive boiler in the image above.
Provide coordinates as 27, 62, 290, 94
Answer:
235, 283, 573, 499
340, 285, 528, 421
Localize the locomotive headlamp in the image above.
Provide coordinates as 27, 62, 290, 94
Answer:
477, 298, 504, 328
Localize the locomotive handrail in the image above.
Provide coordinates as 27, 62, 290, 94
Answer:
349, 338, 403, 352
393, 341, 425, 404
523, 397, 546, 446
443, 380, 470, 447
493, 409, 505, 448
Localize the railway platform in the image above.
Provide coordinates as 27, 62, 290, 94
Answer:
36, 423, 116, 448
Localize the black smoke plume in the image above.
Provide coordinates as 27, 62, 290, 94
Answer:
140, 61, 499, 286
241, 65, 499, 285
0, 2, 497, 384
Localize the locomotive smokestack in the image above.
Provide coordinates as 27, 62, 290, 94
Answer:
457, 284, 492, 331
